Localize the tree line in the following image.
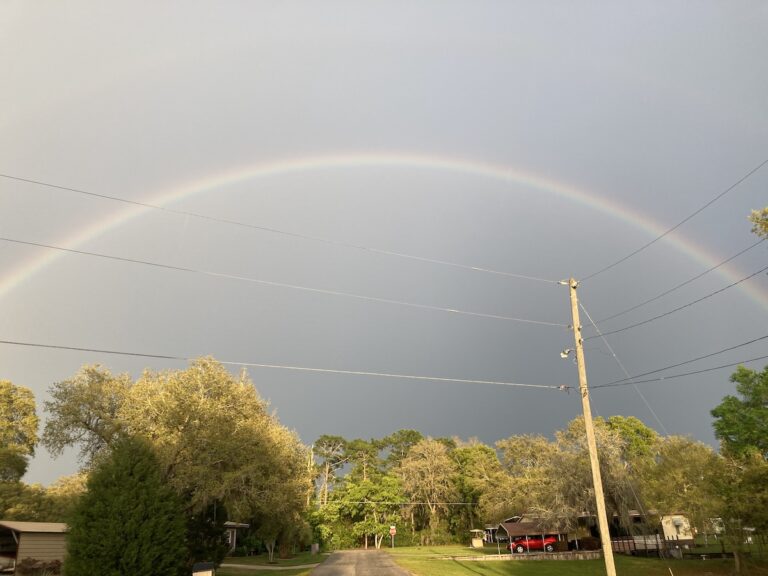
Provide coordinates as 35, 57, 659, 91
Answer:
1, 358, 767, 573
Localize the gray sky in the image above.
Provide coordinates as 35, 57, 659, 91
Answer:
1, 1, 767, 485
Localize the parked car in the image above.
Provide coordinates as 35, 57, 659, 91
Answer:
507, 535, 559, 553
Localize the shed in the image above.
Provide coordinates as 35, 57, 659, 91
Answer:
0, 521, 68, 573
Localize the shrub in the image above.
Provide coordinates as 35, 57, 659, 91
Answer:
64, 436, 186, 576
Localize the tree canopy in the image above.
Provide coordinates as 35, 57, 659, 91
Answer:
0, 380, 39, 481
711, 364, 768, 459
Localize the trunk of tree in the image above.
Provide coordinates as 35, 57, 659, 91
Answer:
265, 540, 276, 563
733, 550, 741, 574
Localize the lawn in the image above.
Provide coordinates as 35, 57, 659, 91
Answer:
221, 551, 323, 566
217, 551, 322, 576
386, 545, 768, 576
217, 568, 311, 576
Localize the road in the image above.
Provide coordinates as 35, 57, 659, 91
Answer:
309, 550, 411, 576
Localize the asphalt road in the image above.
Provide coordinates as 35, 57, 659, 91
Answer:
309, 550, 411, 576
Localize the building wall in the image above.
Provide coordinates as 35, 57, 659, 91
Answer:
660, 515, 694, 542
16, 533, 67, 563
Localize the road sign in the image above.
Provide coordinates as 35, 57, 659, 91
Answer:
389, 526, 396, 536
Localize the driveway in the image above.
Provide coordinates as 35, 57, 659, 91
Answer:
309, 550, 411, 576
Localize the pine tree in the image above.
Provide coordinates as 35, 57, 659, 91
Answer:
65, 436, 186, 576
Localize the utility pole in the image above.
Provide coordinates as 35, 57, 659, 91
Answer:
568, 278, 617, 576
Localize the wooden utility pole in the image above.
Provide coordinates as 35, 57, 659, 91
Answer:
568, 278, 617, 576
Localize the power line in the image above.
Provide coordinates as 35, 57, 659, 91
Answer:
596, 238, 766, 323
0, 236, 566, 327
579, 301, 669, 434
598, 333, 768, 387
0, 338, 570, 391
581, 156, 768, 282
592, 354, 768, 389
0, 173, 559, 285
584, 263, 768, 340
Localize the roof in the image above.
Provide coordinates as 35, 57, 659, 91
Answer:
499, 520, 565, 537
0, 521, 68, 533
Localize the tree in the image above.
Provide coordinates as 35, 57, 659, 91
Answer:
711, 365, 768, 459
452, 440, 504, 531
313, 435, 348, 506
339, 475, 404, 549
399, 438, 458, 541
43, 365, 130, 466
0, 380, 38, 481
65, 436, 186, 576
749, 207, 768, 238
380, 429, 423, 470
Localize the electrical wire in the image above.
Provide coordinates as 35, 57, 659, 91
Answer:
581, 156, 768, 282
596, 238, 766, 323
597, 333, 768, 387
0, 173, 559, 285
0, 338, 571, 391
579, 301, 668, 434
0, 236, 566, 327
592, 354, 768, 389
583, 263, 768, 340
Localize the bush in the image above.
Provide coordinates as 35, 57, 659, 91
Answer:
64, 436, 187, 576
16, 558, 62, 576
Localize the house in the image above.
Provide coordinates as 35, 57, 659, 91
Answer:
0, 521, 68, 573
660, 514, 694, 546
223, 521, 249, 553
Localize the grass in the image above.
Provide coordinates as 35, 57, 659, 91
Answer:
385, 545, 768, 576
221, 551, 323, 566
217, 550, 321, 576
217, 568, 311, 576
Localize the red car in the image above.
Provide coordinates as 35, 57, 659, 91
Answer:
507, 535, 558, 553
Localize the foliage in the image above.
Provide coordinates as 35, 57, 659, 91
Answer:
42, 365, 130, 466
0, 380, 39, 481
711, 364, 768, 459
43, 358, 311, 564
184, 501, 230, 569
65, 436, 186, 576
400, 438, 458, 539
15, 558, 62, 576
750, 207, 768, 238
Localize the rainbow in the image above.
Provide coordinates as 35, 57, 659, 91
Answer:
2, 152, 766, 310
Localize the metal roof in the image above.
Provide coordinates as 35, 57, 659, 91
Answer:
0, 521, 68, 533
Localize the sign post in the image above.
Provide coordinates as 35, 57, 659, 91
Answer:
390, 525, 396, 548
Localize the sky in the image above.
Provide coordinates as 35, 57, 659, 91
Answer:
1, 1, 767, 486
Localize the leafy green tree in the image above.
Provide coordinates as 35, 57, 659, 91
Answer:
0, 380, 39, 481
452, 440, 504, 531
65, 436, 186, 576
343, 439, 381, 482
43, 366, 131, 466
711, 365, 768, 459
380, 429, 423, 470
338, 474, 405, 549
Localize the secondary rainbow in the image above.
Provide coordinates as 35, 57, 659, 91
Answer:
2, 152, 766, 310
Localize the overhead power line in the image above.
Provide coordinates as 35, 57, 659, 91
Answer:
592, 354, 768, 389
584, 263, 768, 340
598, 333, 768, 387
0, 173, 559, 285
579, 301, 668, 434
0, 338, 570, 391
581, 156, 768, 282
596, 238, 766, 323
0, 236, 566, 327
